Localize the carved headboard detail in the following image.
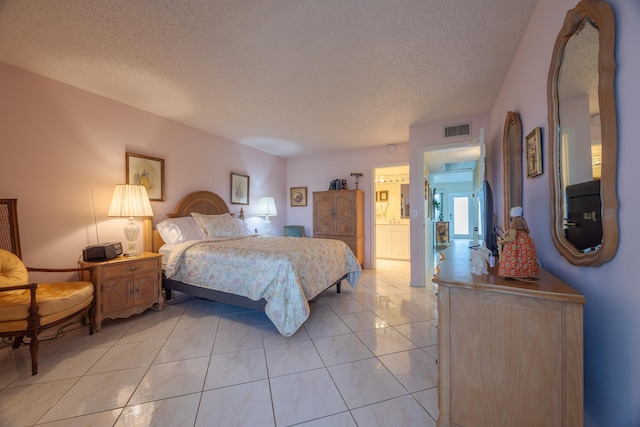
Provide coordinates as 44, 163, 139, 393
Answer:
148, 191, 232, 253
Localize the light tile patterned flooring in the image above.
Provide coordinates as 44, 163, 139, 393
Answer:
0, 260, 439, 426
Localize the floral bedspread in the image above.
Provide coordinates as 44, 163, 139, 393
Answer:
164, 235, 361, 336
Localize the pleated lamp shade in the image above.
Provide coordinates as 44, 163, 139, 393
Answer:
256, 196, 277, 235
108, 184, 154, 256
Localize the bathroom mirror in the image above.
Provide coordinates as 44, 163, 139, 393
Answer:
502, 111, 522, 228
547, 0, 618, 266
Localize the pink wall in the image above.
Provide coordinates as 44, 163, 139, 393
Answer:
0, 63, 286, 276
2, 0, 639, 420
286, 143, 410, 268
490, 0, 640, 424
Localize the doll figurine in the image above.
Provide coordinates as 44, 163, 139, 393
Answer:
497, 207, 539, 279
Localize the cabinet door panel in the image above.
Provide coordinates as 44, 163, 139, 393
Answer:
102, 277, 134, 313
334, 192, 356, 236
313, 193, 335, 235
314, 218, 334, 235
449, 292, 563, 426
135, 271, 159, 305
377, 229, 392, 258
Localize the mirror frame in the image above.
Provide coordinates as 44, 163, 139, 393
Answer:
502, 111, 522, 228
547, 0, 618, 266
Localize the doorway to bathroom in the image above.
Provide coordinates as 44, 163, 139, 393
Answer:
373, 164, 410, 265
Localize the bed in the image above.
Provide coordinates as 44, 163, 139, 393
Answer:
150, 191, 361, 336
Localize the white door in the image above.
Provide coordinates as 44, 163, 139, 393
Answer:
447, 192, 474, 240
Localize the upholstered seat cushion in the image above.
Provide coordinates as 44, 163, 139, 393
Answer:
284, 226, 305, 237
0, 249, 28, 287
0, 249, 94, 332
0, 282, 94, 332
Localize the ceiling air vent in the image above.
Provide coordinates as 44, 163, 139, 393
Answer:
443, 161, 477, 172
444, 122, 471, 138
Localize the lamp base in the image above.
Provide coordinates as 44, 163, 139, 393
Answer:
123, 248, 140, 257
123, 217, 140, 257
264, 216, 272, 235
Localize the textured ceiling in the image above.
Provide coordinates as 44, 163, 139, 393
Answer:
0, 0, 538, 157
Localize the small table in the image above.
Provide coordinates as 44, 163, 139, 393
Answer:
79, 252, 163, 331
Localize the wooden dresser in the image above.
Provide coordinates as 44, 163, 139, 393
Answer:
80, 252, 163, 331
432, 243, 585, 427
312, 190, 364, 265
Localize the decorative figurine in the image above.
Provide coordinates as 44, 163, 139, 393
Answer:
497, 207, 539, 280
470, 242, 492, 275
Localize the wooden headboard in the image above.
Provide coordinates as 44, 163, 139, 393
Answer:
149, 191, 232, 252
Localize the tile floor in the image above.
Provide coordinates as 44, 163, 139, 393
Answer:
0, 260, 440, 427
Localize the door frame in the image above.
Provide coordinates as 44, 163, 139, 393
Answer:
370, 162, 409, 270
413, 132, 485, 287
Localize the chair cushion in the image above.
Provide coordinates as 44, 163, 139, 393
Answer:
284, 226, 305, 237
0, 281, 94, 332
0, 249, 28, 288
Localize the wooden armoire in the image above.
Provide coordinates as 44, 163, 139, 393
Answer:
312, 190, 364, 265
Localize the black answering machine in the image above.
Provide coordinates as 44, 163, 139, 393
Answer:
83, 242, 123, 262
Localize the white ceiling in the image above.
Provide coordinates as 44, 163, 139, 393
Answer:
0, 0, 538, 158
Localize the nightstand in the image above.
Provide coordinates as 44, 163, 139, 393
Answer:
79, 252, 164, 331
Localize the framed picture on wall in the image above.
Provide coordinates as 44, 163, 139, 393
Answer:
290, 187, 307, 206
230, 173, 249, 205
379, 190, 389, 202
526, 127, 543, 177
436, 221, 449, 248
126, 152, 165, 201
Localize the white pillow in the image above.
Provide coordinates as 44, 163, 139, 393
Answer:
191, 212, 242, 238
156, 216, 204, 245
233, 217, 250, 236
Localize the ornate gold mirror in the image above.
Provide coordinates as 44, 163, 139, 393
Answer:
502, 111, 522, 227
548, 0, 618, 266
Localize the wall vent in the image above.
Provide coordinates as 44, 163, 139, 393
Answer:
444, 122, 471, 138
443, 161, 477, 172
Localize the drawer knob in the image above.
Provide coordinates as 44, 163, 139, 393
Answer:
125, 266, 141, 271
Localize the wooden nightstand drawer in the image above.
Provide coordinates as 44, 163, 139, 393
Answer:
102, 258, 159, 278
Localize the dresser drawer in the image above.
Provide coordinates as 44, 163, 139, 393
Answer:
102, 258, 159, 278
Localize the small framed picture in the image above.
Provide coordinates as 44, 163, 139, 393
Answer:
230, 173, 249, 205
379, 190, 389, 202
126, 152, 165, 201
526, 127, 543, 178
290, 187, 307, 206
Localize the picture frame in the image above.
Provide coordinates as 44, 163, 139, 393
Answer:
526, 127, 543, 178
230, 173, 250, 205
379, 190, 389, 202
290, 187, 307, 207
126, 152, 165, 201
436, 221, 449, 248
426, 180, 432, 218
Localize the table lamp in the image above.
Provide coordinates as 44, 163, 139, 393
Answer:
108, 184, 154, 256
256, 196, 277, 235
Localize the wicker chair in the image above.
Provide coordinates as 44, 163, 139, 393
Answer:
0, 199, 95, 375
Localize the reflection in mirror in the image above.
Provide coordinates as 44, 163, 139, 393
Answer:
401, 184, 410, 219
548, 0, 618, 266
558, 21, 602, 252
502, 111, 522, 228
